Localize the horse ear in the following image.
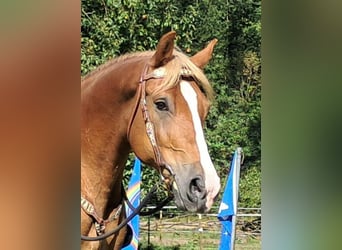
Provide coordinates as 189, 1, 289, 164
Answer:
190, 39, 218, 69
150, 31, 176, 67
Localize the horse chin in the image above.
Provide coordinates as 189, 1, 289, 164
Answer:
173, 191, 187, 211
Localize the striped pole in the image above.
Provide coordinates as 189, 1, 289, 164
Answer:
122, 158, 141, 250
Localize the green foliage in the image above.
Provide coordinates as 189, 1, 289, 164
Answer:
81, 0, 204, 75
81, 0, 261, 207
239, 166, 261, 208
206, 50, 261, 194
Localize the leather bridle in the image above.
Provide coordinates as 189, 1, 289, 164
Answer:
130, 63, 195, 182
81, 63, 178, 241
132, 63, 176, 182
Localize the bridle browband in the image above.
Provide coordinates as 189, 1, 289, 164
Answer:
81, 63, 178, 242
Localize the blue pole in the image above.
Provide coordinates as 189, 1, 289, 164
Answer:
217, 148, 242, 250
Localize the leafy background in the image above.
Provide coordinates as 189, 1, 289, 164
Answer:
81, 0, 261, 208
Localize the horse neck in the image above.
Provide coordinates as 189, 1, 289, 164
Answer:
81, 57, 146, 215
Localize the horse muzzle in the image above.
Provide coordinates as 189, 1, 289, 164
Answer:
170, 163, 212, 213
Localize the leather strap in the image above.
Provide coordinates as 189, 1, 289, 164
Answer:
81, 196, 123, 235
139, 64, 163, 167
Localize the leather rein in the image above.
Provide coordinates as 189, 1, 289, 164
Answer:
81, 63, 175, 241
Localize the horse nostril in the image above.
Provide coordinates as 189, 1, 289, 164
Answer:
188, 177, 207, 201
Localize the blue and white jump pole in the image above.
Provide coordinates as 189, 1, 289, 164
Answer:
217, 147, 242, 250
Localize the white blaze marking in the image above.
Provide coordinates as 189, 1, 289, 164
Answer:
180, 81, 220, 210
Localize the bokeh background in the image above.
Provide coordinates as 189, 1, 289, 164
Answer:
0, 0, 341, 249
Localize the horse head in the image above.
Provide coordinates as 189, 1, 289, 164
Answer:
128, 31, 220, 213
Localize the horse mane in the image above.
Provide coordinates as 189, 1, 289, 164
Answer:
155, 50, 214, 102
81, 51, 153, 82
82, 50, 214, 102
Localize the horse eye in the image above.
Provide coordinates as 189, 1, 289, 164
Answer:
155, 99, 168, 111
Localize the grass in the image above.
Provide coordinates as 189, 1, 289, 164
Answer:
139, 236, 260, 249
139, 230, 260, 249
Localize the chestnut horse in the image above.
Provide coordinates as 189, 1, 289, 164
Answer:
81, 31, 220, 249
